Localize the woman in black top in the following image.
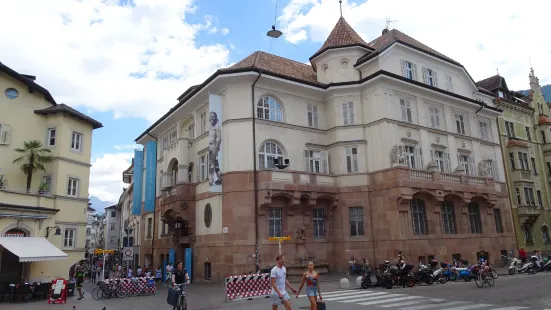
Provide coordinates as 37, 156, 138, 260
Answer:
172, 261, 190, 286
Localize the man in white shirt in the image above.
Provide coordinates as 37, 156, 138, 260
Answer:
270, 255, 297, 310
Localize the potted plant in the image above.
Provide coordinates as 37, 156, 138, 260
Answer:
38, 182, 48, 195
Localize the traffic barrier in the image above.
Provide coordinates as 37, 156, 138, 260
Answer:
225, 273, 271, 302
105, 277, 156, 296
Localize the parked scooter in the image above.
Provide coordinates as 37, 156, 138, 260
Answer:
538, 255, 551, 272
442, 262, 457, 281
414, 262, 435, 285
429, 260, 447, 284
509, 256, 538, 275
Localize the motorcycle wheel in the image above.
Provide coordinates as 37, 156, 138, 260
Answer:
361, 282, 370, 289
438, 277, 447, 284
425, 276, 434, 285
463, 276, 471, 282
508, 268, 515, 275
449, 273, 457, 281
384, 278, 394, 289
405, 277, 415, 287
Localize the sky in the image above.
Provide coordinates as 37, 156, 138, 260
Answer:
1, 0, 550, 210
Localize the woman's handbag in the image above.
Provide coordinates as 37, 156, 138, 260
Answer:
166, 287, 179, 307
317, 301, 326, 310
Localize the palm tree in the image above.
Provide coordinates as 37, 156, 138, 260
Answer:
12, 140, 53, 192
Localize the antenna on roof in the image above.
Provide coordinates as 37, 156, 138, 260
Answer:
339, 0, 343, 18
383, 17, 397, 35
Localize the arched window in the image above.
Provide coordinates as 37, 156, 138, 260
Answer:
441, 201, 457, 234
524, 224, 533, 244
411, 199, 428, 235
468, 203, 482, 234
257, 96, 283, 122
168, 159, 179, 186
542, 225, 550, 244
259, 141, 284, 169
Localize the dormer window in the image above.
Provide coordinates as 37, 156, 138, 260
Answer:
498, 90, 504, 98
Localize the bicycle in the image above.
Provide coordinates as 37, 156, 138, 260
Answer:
499, 255, 510, 268
173, 284, 188, 310
474, 268, 494, 288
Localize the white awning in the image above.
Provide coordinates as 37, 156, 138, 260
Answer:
0, 237, 68, 262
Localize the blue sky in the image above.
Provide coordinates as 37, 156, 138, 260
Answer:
2, 0, 550, 208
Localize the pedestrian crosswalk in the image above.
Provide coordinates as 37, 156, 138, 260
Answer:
298, 289, 530, 310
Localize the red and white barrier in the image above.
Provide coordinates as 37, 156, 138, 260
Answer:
225, 273, 271, 302
104, 277, 156, 296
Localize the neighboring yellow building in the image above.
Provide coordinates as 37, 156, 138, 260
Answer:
0, 61, 102, 283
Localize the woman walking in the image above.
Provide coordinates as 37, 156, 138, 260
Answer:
296, 261, 322, 310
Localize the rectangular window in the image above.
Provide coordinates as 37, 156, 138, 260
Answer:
67, 178, 79, 197
524, 187, 536, 206
47, 128, 56, 146
313, 208, 325, 238
498, 90, 504, 98
525, 126, 532, 141
505, 121, 515, 137
468, 204, 483, 234
547, 162, 551, 176
478, 120, 489, 141
110, 224, 115, 231
518, 152, 529, 171
401, 60, 417, 80
342, 102, 355, 125
111, 211, 116, 217
307, 104, 319, 128
455, 114, 466, 134
542, 130, 547, 144
268, 208, 282, 237
531, 158, 538, 175
515, 188, 522, 205
86, 228, 91, 236
404, 145, 423, 169
399, 99, 413, 123
349, 207, 364, 237
163, 137, 168, 149
42, 175, 52, 193
0, 124, 12, 145
147, 218, 152, 238
110, 237, 116, 244
457, 154, 474, 175
445, 75, 452, 91
537, 190, 543, 207
200, 111, 207, 134
64, 228, 76, 248
428, 106, 441, 129
198, 154, 207, 181
304, 150, 329, 174
345, 146, 359, 173
494, 209, 504, 234
431, 150, 450, 172
509, 153, 516, 170
441, 202, 457, 234
71, 131, 83, 151
170, 131, 177, 144
188, 124, 195, 139
423, 68, 437, 87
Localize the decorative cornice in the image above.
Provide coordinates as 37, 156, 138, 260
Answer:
305, 140, 367, 149
52, 156, 92, 167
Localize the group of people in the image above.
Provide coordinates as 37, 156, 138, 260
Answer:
518, 247, 545, 267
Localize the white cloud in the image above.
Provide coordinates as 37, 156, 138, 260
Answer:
221, 28, 230, 35
278, 0, 551, 89
0, 0, 231, 121
89, 152, 133, 203
114, 144, 142, 150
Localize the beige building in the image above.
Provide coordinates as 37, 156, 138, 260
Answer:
133, 19, 516, 281
0, 61, 102, 283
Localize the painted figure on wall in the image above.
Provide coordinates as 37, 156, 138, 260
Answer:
208, 111, 222, 186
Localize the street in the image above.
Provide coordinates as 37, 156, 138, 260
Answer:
6, 272, 551, 310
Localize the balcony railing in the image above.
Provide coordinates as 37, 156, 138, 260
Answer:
410, 170, 432, 180
410, 169, 489, 186
517, 205, 542, 216
511, 170, 533, 183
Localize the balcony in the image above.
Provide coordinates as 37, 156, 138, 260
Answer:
511, 170, 533, 183
517, 205, 542, 217
0, 186, 56, 209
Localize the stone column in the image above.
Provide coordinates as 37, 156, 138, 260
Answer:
179, 137, 189, 165
177, 165, 189, 183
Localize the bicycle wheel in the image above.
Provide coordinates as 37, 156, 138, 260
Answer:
500, 259, 506, 268
175, 295, 187, 310
486, 276, 494, 287
96, 287, 105, 300
475, 274, 484, 288
116, 285, 128, 298
490, 269, 498, 279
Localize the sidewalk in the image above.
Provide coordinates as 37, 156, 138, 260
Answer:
2, 288, 107, 310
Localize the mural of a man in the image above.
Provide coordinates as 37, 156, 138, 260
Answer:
208, 111, 222, 185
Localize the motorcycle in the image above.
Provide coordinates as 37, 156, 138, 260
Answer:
509, 257, 537, 275
413, 263, 434, 285
442, 263, 457, 281
382, 264, 415, 289
429, 261, 447, 284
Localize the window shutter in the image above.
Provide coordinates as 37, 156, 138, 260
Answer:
307, 105, 313, 127
412, 63, 418, 80
422, 68, 428, 84
320, 150, 329, 174
401, 60, 406, 77
348, 102, 355, 125
443, 152, 451, 173
342, 103, 349, 125
304, 149, 310, 172
0, 125, 11, 145
491, 159, 498, 180
352, 149, 359, 172
416, 147, 423, 169
433, 70, 438, 87
313, 105, 318, 127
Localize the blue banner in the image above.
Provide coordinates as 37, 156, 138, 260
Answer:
185, 248, 192, 281
132, 150, 144, 215
168, 248, 175, 265
144, 141, 157, 213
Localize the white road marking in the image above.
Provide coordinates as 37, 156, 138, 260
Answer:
380, 300, 425, 307
358, 296, 423, 306
298, 290, 364, 298
324, 292, 391, 302
489, 308, 528, 310
340, 293, 399, 303
443, 304, 494, 310
403, 301, 469, 310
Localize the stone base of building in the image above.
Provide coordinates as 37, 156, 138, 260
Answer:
141, 168, 517, 283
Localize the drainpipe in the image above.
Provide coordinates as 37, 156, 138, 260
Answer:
252, 70, 262, 273
146, 133, 158, 267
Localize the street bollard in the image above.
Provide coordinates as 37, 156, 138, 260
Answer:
339, 278, 350, 289
356, 276, 362, 287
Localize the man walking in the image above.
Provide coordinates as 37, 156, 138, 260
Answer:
270, 255, 297, 310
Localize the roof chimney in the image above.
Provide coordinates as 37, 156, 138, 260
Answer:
382, 28, 389, 35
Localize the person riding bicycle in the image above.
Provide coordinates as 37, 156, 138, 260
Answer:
172, 260, 190, 288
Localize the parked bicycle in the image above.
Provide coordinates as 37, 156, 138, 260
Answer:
92, 279, 127, 299
500, 254, 510, 268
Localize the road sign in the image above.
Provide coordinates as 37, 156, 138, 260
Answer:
123, 247, 133, 261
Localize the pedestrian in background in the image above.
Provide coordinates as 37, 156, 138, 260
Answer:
91, 266, 97, 283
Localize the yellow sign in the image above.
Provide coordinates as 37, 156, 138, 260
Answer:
94, 249, 115, 255
268, 236, 291, 241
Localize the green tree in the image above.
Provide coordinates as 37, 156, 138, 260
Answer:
12, 140, 53, 192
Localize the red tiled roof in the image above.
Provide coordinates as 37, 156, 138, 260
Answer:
310, 17, 372, 60
475, 75, 502, 91
34, 103, 103, 129
223, 51, 321, 86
